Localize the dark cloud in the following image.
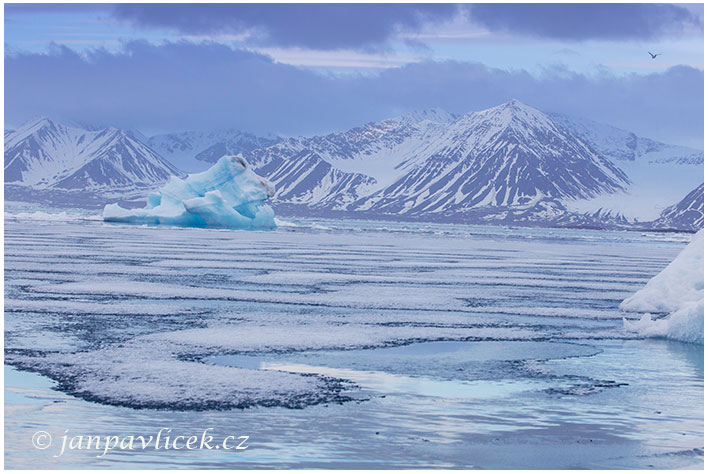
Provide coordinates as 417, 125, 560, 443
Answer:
109, 4, 703, 49
4, 41, 703, 147
466, 3, 703, 41
4, 41, 344, 134
113, 4, 458, 50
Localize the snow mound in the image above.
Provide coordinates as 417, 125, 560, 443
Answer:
623, 302, 703, 345
621, 229, 704, 344
104, 155, 276, 229
621, 229, 703, 313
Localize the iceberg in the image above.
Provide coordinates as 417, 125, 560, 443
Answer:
621, 229, 703, 345
104, 155, 276, 229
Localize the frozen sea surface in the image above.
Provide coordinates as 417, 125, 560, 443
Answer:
4, 209, 703, 468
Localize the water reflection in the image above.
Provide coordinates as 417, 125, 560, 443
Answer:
5, 339, 703, 469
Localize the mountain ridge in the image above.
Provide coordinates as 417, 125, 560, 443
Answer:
242, 100, 632, 223
652, 183, 704, 231
5, 117, 184, 199
147, 129, 282, 172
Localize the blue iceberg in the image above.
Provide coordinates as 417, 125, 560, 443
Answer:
104, 155, 276, 229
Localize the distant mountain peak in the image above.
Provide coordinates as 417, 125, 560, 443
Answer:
398, 108, 457, 125
481, 98, 534, 112
549, 112, 703, 165
496, 98, 528, 110
147, 129, 283, 172
21, 116, 54, 127
15, 116, 60, 134
475, 99, 552, 127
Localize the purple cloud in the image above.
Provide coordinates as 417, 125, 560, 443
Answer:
107, 3, 703, 50
467, 3, 703, 41
113, 4, 458, 50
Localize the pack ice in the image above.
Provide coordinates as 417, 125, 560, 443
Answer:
104, 155, 276, 229
621, 229, 704, 344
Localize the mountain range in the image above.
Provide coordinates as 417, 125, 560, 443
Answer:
549, 113, 703, 165
4, 102, 703, 231
147, 129, 281, 172
238, 100, 701, 230
5, 118, 183, 205
243, 101, 631, 218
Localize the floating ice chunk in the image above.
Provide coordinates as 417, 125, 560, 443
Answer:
621, 229, 703, 344
624, 301, 704, 345
104, 155, 276, 229
274, 217, 298, 227
620, 229, 703, 313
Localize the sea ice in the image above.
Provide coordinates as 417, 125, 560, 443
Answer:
103, 155, 276, 229
4, 216, 685, 410
7, 341, 345, 410
622, 229, 703, 344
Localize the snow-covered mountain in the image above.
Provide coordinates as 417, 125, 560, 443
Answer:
5, 105, 702, 231
242, 108, 457, 209
350, 101, 629, 217
242, 100, 629, 223
148, 130, 281, 172
5, 117, 184, 202
552, 113, 703, 224
549, 114, 702, 165
652, 183, 704, 231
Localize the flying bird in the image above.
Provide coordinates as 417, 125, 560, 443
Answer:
648, 52, 661, 59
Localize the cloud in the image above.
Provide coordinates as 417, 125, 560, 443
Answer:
112, 4, 458, 50
362, 61, 703, 147
4, 4, 113, 15
4, 41, 703, 148
5, 41, 371, 136
109, 4, 703, 50
466, 4, 703, 41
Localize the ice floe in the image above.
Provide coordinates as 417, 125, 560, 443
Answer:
5, 322, 537, 410
622, 229, 703, 344
7, 341, 347, 410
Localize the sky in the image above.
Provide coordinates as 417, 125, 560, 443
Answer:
3, 3, 705, 148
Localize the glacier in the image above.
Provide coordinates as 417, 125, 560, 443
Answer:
621, 229, 704, 344
103, 155, 276, 229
